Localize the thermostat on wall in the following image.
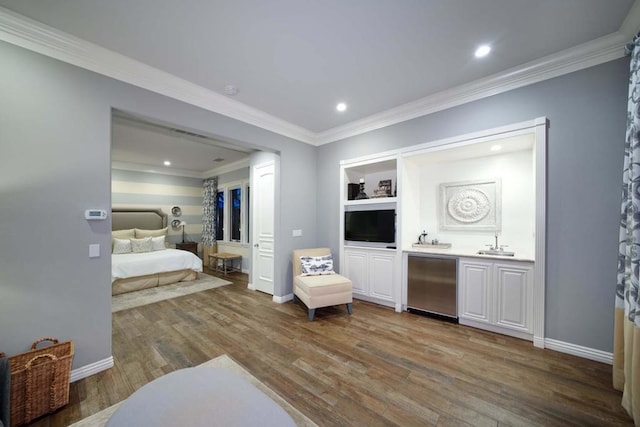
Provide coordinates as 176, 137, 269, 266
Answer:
85, 209, 108, 220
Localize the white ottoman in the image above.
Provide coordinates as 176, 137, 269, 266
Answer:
106, 367, 295, 426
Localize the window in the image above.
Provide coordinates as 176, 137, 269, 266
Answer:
230, 187, 241, 241
214, 179, 249, 244
215, 191, 224, 241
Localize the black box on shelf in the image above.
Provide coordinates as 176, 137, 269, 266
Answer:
347, 183, 360, 200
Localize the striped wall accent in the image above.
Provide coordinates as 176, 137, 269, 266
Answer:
112, 169, 203, 244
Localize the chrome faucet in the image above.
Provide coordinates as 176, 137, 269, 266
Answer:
418, 230, 428, 244
486, 233, 508, 251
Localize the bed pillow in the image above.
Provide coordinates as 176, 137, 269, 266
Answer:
112, 229, 136, 252
112, 228, 135, 239
131, 237, 153, 253
151, 235, 166, 251
112, 238, 132, 254
300, 255, 335, 276
135, 227, 168, 238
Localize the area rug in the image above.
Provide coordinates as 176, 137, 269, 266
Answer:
112, 273, 231, 312
69, 354, 317, 427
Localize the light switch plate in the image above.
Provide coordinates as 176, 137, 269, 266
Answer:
89, 244, 100, 258
292, 229, 302, 237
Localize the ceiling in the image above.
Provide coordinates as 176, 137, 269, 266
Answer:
0, 0, 633, 132
111, 112, 255, 177
0, 0, 637, 142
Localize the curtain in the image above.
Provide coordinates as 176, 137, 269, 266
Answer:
614, 34, 640, 425
202, 177, 218, 267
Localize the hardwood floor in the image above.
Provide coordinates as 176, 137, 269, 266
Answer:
29, 270, 631, 426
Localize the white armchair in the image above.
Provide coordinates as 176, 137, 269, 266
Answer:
292, 248, 353, 321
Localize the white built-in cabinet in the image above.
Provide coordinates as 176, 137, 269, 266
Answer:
343, 247, 395, 306
340, 155, 400, 311
459, 257, 534, 340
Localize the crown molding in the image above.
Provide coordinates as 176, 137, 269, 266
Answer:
112, 161, 204, 179
203, 158, 251, 178
0, 6, 631, 147
0, 7, 316, 145
112, 157, 251, 179
315, 31, 628, 145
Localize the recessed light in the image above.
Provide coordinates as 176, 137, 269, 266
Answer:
490, 145, 501, 152
475, 44, 491, 58
164, 160, 171, 166
336, 102, 347, 112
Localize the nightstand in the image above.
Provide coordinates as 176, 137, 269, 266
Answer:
176, 242, 198, 256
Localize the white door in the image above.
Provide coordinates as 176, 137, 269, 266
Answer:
251, 161, 275, 295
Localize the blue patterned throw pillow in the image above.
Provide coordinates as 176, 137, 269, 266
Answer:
300, 255, 335, 276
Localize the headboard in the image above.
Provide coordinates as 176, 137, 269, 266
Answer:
112, 208, 168, 231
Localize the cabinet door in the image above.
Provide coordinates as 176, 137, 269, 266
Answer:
344, 249, 368, 295
369, 253, 394, 301
495, 263, 533, 333
459, 260, 492, 324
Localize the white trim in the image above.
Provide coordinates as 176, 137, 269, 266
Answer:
247, 283, 255, 291
111, 161, 203, 179
203, 158, 251, 179
0, 7, 630, 146
70, 356, 114, 383
273, 294, 293, 303
401, 118, 541, 157
533, 119, 548, 348
545, 338, 613, 365
459, 318, 533, 342
315, 33, 627, 145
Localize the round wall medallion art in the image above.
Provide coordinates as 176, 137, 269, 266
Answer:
447, 189, 491, 223
171, 206, 182, 217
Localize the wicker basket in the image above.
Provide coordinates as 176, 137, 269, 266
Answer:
8, 338, 74, 426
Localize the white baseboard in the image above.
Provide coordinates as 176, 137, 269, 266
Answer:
70, 356, 114, 383
533, 336, 545, 349
273, 293, 293, 303
545, 338, 613, 365
247, 283, 255, 291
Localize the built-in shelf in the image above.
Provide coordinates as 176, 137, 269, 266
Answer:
344, 197, 397, 206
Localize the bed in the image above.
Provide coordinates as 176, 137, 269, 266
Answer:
111, 208, 203, 295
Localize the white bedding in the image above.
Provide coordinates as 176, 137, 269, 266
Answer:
112, 249, 203, 283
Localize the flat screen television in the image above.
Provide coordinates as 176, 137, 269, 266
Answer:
344, 209, 395, 243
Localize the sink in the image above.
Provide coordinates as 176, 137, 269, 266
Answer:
412, 242, 452, 249
477, 249, 515, 257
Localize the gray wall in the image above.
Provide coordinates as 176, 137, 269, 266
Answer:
0, 40, 317, 368
316, 58, 629, 353
112, 169, 204, 243
216, 167, 250, 185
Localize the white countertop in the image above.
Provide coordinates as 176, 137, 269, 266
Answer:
403, 245, 535, 262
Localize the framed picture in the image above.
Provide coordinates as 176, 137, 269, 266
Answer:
371, 179, 392, 198
439, 178, 501, 231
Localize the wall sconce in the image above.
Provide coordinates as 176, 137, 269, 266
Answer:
171, 218, 188, 242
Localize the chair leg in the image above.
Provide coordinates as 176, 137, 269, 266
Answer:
308, 309, 316, 321
346, 303, 353, 315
